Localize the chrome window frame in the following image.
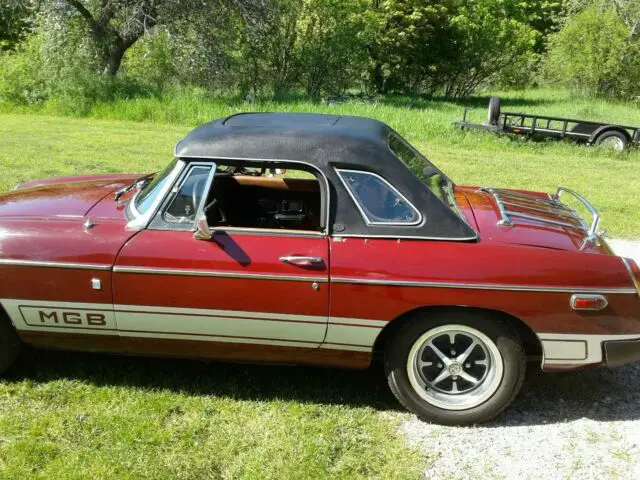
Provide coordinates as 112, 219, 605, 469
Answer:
175, 155, 331, 236
335, 168, 423, 227
149, 162, 217, 232
127, 160, 186, 231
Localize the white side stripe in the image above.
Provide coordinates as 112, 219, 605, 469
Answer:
0, 299, 385, 352
539, 332, 640, 366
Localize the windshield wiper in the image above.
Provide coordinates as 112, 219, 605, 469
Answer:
114, 175, 153, 202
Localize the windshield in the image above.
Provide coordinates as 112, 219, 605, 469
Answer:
387, 133, 459, 212
134, 159, 178, 216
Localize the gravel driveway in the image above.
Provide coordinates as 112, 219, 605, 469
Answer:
404, 240, 640, 480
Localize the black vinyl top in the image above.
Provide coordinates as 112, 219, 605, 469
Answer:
175, 113, 392, 166
175, 113, 478, 241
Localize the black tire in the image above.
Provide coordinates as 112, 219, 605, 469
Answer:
488, 96, 501, 125
385, 312, 526, 425
594, 130, 628, 152
0, 316, 21, 375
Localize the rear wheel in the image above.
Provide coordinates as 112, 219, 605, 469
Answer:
385, 313, 526, 425
594, 130, 628, 152
0, 316, 21, 375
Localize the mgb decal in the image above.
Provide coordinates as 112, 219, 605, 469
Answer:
38, 310, 107, 326
18, 305, 117, 330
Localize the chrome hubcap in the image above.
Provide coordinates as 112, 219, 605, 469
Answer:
407, 325, 504, 411
599, 136, 624, 152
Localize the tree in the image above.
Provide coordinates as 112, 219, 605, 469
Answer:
298, 0, 367, 97
359, 0, 454, 94
442, 0, 539, 98
53, 0, 264, 76
0, 0, 34, 51
541, 0, 640, 96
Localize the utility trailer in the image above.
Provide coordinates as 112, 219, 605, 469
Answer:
454, 96, 640, 152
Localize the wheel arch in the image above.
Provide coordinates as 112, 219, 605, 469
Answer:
589, 125, 631, 143
373, 305, 542, 363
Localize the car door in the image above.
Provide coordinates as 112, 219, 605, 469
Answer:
112, 161, 329, 361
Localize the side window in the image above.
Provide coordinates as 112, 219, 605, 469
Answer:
164, 165, 213, 224
336, 169, 422, 225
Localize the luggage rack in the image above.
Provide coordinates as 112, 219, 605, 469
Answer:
481, 187, 601, 242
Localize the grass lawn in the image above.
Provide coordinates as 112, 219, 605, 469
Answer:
0, 89, 638, 477
0, 350, 422, 479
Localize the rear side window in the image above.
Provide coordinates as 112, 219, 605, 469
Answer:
336, 169, 422, 225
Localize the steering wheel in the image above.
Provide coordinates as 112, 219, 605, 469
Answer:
203, 198, 227, 225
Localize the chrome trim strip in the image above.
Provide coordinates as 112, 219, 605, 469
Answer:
332, 234, 479, 241
330, 276, 637, 294
113, 266, 328, 282
0, 259, 112, 270
621, 257, 640, 296
335, 168, 424, 227
211, 227, 325, 238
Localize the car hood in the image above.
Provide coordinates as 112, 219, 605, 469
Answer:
0, 174, 140, 219
457, 185, 611, 254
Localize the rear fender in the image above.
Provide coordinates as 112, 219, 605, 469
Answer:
589, 125, 631, 143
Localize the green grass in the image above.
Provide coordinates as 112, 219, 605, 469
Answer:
0, 350, 422, 479
1, 87, 639, 236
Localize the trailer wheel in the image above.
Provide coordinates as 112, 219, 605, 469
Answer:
594, 130, 628, 152
488, 96, 501, 125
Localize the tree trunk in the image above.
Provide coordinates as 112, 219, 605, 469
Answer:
104, 42, 126, 76
372, 62, 385, 94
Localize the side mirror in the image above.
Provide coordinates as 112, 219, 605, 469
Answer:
194, 213, 212, 240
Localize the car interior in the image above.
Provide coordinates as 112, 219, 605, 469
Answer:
202, 164, 324, 232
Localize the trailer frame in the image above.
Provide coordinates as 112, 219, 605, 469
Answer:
453, 97, 640, 152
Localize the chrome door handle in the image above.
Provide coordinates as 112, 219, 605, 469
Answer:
279, 256, 324, 267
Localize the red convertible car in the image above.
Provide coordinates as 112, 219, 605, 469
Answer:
0, 113, 639, 425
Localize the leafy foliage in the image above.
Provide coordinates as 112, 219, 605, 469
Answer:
1, 0, 639, 101
0, 0, 34, 51
542, 0, 640, 96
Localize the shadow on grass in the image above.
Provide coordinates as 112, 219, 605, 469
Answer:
376, 95, 552, 111
6, 348, 640, 425
218, 92, 554, 112
6, 347, 403, 412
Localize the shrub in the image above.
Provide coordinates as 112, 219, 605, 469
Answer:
541, 1, 640, 97
0, 34, 46, 105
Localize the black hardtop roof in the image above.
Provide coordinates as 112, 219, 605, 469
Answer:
174, 112, 478, 241
174, 112, 393, 167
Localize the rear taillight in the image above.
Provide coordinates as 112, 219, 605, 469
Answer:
623, 258, 640, 295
